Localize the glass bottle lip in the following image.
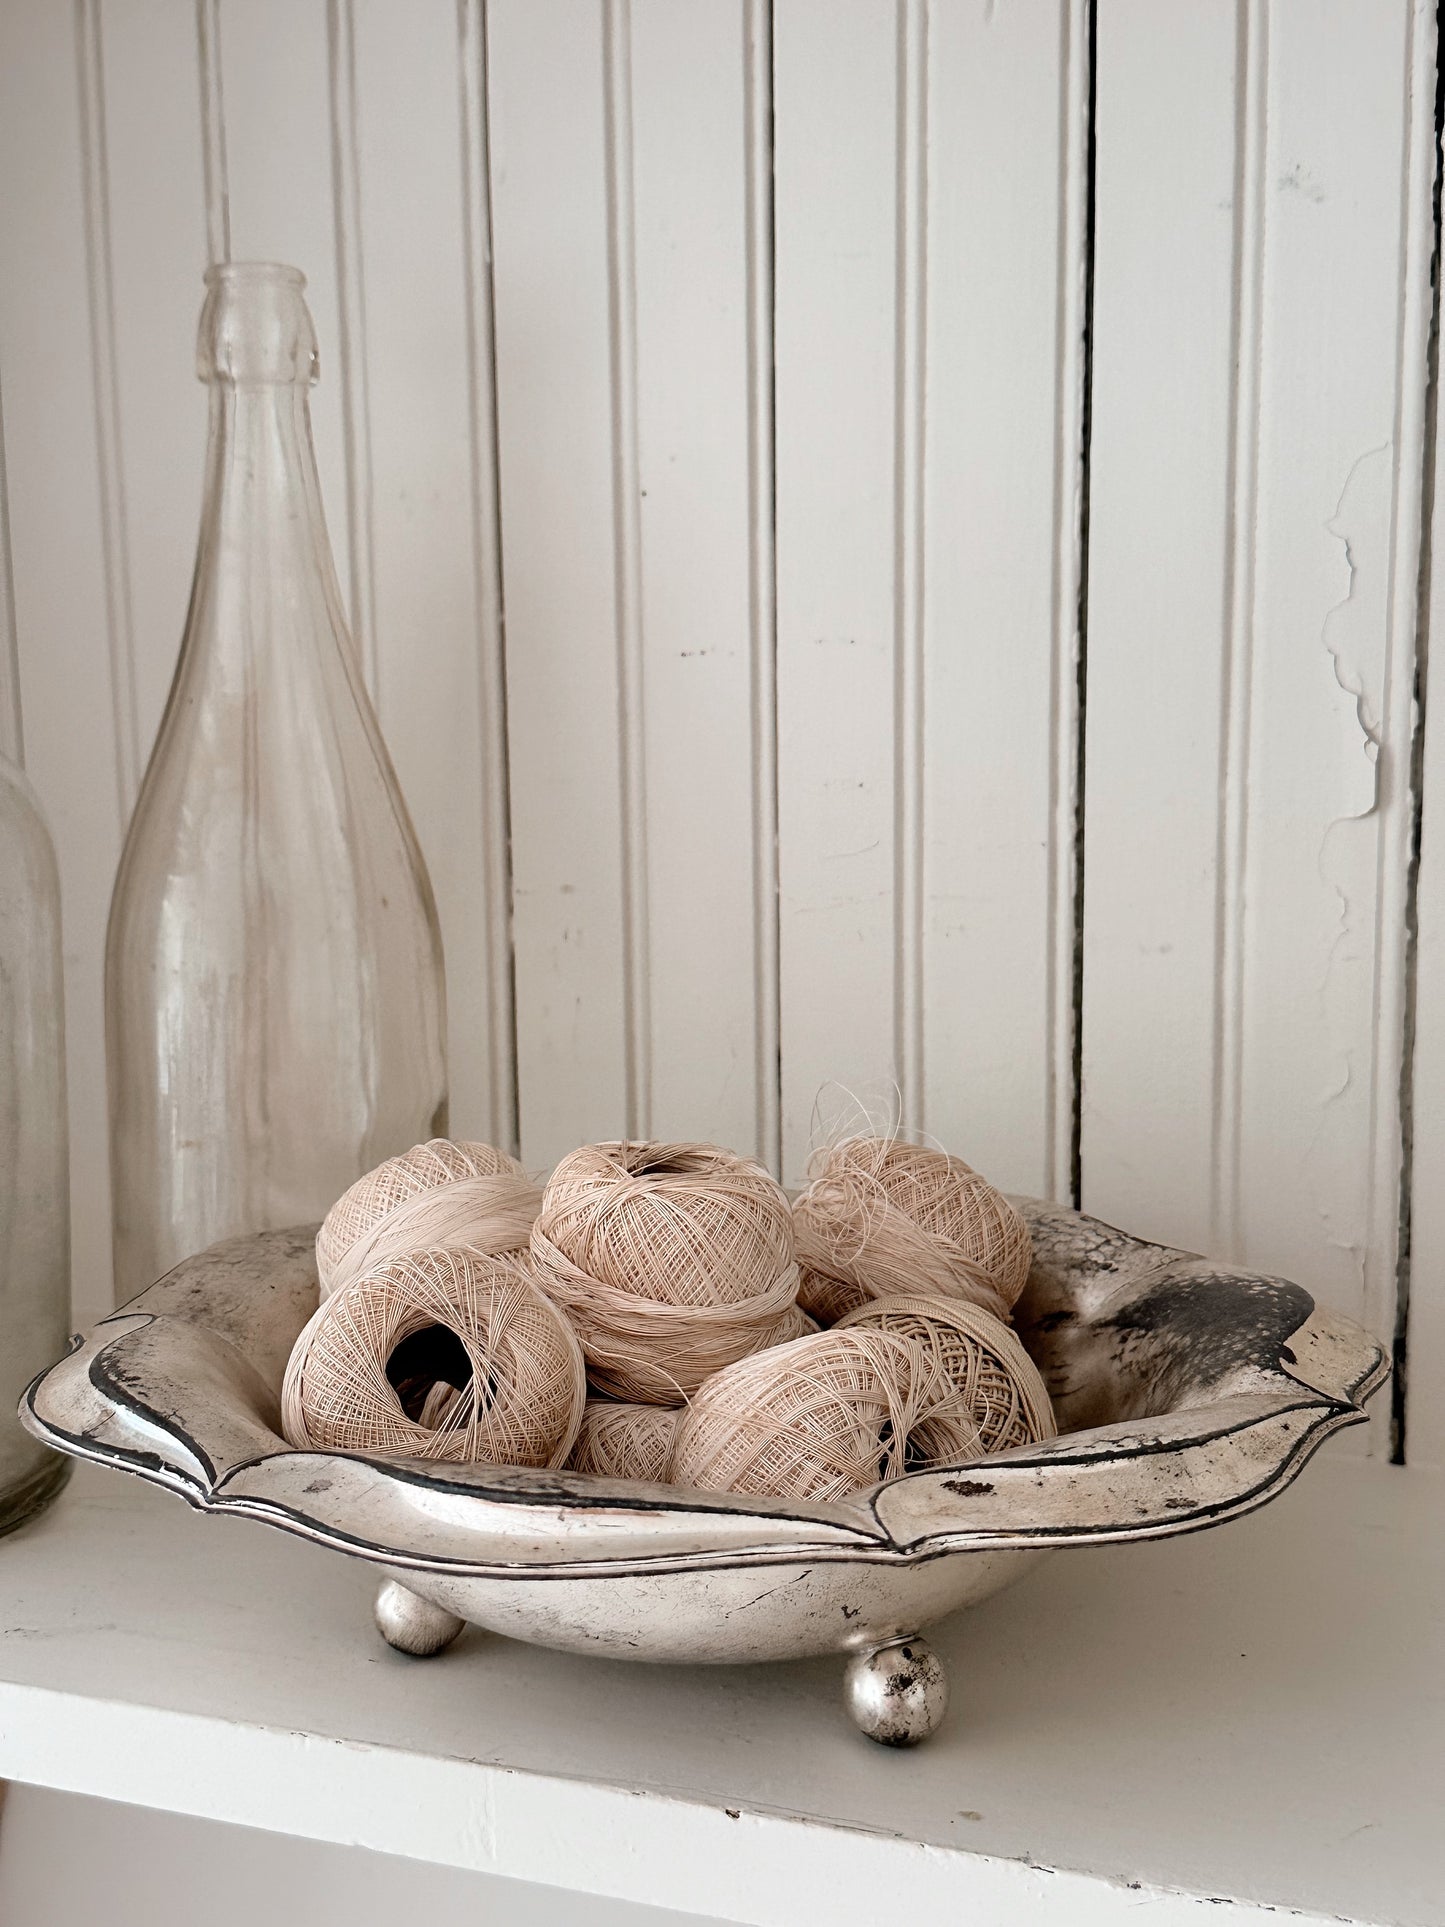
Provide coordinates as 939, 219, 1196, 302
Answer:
197, 262, 319, 387
203, 261, 308, 292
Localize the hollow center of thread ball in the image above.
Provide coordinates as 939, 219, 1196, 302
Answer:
877, 1416, 899, 1482
386, 1324, 475, 1422
630, 1152, 697, 1178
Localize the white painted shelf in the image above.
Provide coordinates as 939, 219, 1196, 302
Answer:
0, 1452, 1437, 1926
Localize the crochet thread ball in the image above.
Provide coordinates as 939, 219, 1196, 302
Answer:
768, 1301, 821, 1344
281, 1245, 585, 1467
837, 1294, 1056, 1456
315, 1139, 541, 1300
530, 1141, 800, 1404
793, 1136, 1032, 1324
795, 1266, 871, 1328
669, 1326, 984, 1505
568, 1400, 679, 1483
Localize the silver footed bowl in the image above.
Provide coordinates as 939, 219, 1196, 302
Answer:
21, 1201, 1387, 1746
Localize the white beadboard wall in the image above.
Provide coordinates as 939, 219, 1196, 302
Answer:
0, 0, 1441, 1460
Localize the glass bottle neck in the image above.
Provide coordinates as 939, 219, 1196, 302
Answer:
202, 379, 330, 553
189, 377, 348, 670
184, 262, 347, 662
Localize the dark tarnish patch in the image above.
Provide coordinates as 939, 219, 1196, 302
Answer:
942, 1477, 995, 1498
1103, 1273, 1315, 1413
1031, 1309, 1078, 1332
1017, 1200, 1191, 1288
1012, 1198, 1329, 1432
91, 1317, 283, 1477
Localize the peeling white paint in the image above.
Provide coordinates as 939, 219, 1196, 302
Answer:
1302, 443, 1395, 1299
1320, 442, 1391, 820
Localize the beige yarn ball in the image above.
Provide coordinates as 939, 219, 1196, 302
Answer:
793, 1136, 1032, 1324
281, 1245, 585, 1467
315, 1139, 541, 1300
568, 1400, 679, 1483
794, 1267, 870, 1329
768, 1301, 820, 1344
669, 1327, 984, 1505
837, 1294, 1055, 1455
530, 1141, 801, 1405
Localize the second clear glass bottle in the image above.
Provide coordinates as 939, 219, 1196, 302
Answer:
105, 263, 447, 1303
0, 751, 72, 1530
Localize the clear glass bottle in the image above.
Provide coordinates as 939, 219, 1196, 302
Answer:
0, 752, 72, 1531
105, 263, 447, 1304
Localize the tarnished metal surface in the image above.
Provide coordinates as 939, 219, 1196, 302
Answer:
843, 1637, 949, 1747
19, 1204, 1387, 1738
373, 1577, 465, 1657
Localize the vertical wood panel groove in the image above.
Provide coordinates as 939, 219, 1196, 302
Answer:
459, 0, 520, 1154
603, 0, 650, 1140
1046, 0, 1091, 1205
1068, 0, 1097, 1213
893, 0, 927, 1130
1373, 0, 1437, 1451
326, 0, 378, 694
1211, 0, 1268, 1257
744, 0, 781, 1174
196, 0, 230, 267
76, 0, 141, 822
1396, 0, 1445, 1468
0, 373, 22, 768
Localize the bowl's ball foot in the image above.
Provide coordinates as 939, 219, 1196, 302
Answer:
374, 1579, 466, 1657
844, 1636, 948, 1746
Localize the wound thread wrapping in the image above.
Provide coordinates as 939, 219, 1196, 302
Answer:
316, 1139, 541, 1300
793, 1135, 1032, 1325
282, 1244, 585, 1467
530, 1141, 803, 1403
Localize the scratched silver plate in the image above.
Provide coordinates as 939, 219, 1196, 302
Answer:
20, 1200, 1386, 1743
